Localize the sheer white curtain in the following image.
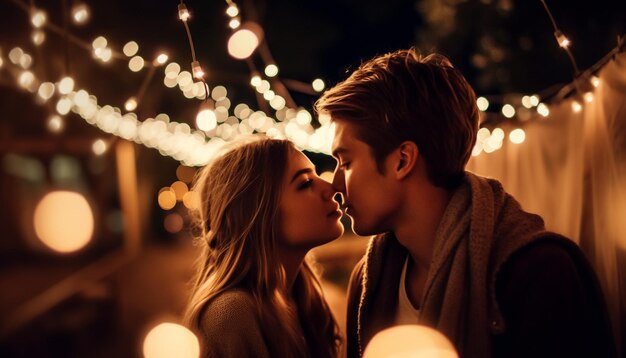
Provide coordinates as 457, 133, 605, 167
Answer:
467, 51, 626, 354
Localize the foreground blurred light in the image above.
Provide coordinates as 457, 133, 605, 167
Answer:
571, 100, 582, 113
34, 191, 94, 253
143, 322, 199, 358
227, 25, 262, 59
529, 95, 540, 107
71, 3, 90, 24
18, 71, 35, 89
312, 78, 325, 92
363, 325, 458, 358
591, 75, 600, 88
583, 92, 594, 103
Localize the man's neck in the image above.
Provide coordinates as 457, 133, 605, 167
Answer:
393, 179, 452, 271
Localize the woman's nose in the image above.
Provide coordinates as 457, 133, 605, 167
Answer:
319, 177, 336, 201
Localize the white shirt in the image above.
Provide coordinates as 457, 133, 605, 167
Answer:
393, 255, 421, 325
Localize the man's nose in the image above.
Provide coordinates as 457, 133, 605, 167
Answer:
331, 168, 346, 193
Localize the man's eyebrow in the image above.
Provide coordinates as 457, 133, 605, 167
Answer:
290, 167, 314, 184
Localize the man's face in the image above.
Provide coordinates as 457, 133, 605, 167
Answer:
331, 121, 400, 236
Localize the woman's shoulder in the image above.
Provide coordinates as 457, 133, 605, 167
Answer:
201, 289, 257, 324
199, 289, 269, 357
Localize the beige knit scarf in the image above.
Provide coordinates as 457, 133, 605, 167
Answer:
357, 172, 548, 357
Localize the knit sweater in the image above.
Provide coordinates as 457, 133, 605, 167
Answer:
199, 290, 270, 358
345, 172, 615, 358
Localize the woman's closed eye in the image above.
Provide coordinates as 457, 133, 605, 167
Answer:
298, 178, 313, 190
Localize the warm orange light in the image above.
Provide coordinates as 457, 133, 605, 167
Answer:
143, 322, 199, 358
33, 191, 94, 253
363, 325, 458, 358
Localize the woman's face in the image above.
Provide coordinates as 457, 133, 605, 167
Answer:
277, 149, 344, 251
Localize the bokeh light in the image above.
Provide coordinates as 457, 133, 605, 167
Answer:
33, 191, 94, 253
143, 322, 199, 358
227, 27, 260, 59
363, 325, 458, 358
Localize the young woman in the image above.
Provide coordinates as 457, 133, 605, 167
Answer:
183, 138, 343, 357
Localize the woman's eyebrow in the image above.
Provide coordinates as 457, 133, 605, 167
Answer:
290, 167, 314, 183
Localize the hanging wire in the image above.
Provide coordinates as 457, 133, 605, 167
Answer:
539, 0, 580, 75
177, 0, 209, 101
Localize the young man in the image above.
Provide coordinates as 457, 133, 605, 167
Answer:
315, 49, 615, 358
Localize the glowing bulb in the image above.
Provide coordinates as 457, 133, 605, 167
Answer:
312, 78, 325, 92
38, 82, 55, 100
509, 128, 526, 144
18, 71, 35, 89
125, 97, 138, 111
571, 101, 582, 113
56, 98, 72, 115
226, 5, 239, 17
92, 139, 107, 155
158, 189, 177, 210
196, 109, 217, 131
591, 75, 600, 88
529, 95, 539, 107
47, 115, 64, 133
521, 96, 532, 109
583, 92, 594, 103
250, 74, 262, 87
129, 56, 145, 72
71, 3, 90, 24
32, 30, 45, 45
476, 97, 489, 111
554, 30, 570, 48
92, 36, 107, 49
264, 64, 279, 77
58, 76, 75, 94
501, 104, 515, 118
156, 53, 169, 65
31, 9, 47, 28
537, 103, 550, 117
178, 4, 190, 21
227, 25, 262, 59
191, 61, 204, 79
34, 191, 94, 253
123, 41, 139, 57
229, 18, 241, 29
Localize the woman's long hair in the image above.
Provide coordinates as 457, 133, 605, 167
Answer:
183, 138, 340, 357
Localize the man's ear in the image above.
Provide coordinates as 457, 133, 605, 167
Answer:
394, 141, 418, 180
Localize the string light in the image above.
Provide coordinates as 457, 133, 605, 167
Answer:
178, 4, 190, 22
71, 3, 90, 24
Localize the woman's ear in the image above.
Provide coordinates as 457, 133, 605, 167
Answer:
395, 141, 418, 180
